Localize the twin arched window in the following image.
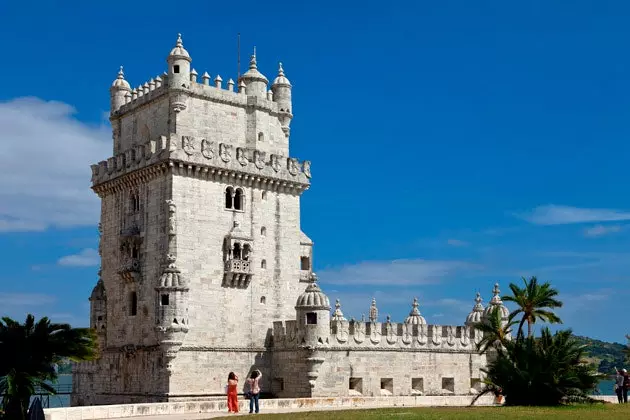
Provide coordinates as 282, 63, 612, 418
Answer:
225, 187, 244, 211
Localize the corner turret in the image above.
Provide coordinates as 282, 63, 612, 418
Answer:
271, 62, 293, 135
404, 297, 426, 325
238, 48, 268, 99
465, 292, 484, 327
110, 66, 131, 113
166, 34, 192, 90
482, 283, 510, 326
295, 275, 330, 347
89, 276, 107, 349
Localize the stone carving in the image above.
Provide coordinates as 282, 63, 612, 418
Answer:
201, 139, 214, 159
369, 298, 378, 322
431, 325, 441, 345
461, 326, 471, 346
352, 321, 365, 344
386, 316, 397, 344
369, 322, 381, 344
254, 150, 266, 169
166, 200, 176, 236
270, 154, 281, 172
182, 136, 195, 156
417, 325, 428, 345
220, 143, 232, 162
288, 158, 299, 176
335, 322, 349, 344
402, 324, 413, 345
447, 326, 456, 346
236, 148, 248, 166
303, 160, 312, 178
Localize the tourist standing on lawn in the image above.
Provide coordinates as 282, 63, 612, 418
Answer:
247, 369, 262, 414
226, 372, 239, 413
623, 368, 630, 403
615, 368, 625, 403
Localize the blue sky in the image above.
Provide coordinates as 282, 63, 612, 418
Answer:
1, 1, 629, 343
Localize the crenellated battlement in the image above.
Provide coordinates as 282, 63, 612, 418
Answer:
272, 320, 483, 352
90, 134, 311, 195
111, 70, 283, 118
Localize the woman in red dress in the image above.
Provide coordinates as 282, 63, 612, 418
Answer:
227, 372, 239, 413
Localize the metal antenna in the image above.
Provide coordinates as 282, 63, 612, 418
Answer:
237, 33, 241, 79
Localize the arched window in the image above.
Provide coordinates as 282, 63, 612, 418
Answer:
232, 243, 242, 259
225, 187, 234, 209
242, 244, 251, 261
260, 296, 266, 304
234, 188, 243, 211
261, 259, 267, 269
261, 226, 266, 237
258, 132, 264, 142
130, 190, 140, 213
130, 292, 137, 316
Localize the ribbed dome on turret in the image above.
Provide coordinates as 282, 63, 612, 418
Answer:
111, 66, 131, 90
168, 33, 191, 62
405, 297, 426, 325
90, 278, 106, 301
482, 283, 510, 321
465, 292, 484, 326
272, 62, 291, 87
295, 278, 330, 310
240, 51, 268, 84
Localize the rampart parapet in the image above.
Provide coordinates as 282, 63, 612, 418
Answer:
272, 319, 483, 352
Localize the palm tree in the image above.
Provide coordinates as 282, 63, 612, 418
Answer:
502, 276, 563, 338
474, 306, 517, 354
472, 328, 600, 406
0, 315, 97, 420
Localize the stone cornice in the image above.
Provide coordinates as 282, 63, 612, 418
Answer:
91, 135, 311, 197
180, 346, 267, 352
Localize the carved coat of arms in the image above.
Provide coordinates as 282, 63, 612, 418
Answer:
201, 139, 214, 159
236, 148, 248, 166
288, 158, 299, 176
303, 161, 312, 178
254, 150, 266, 169
181, 136, 195, 156
219, 143, 232, 162
270, 154, 280, 172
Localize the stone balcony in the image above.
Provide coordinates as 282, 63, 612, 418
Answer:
223, 259, 252, 288
118, 257, 141, 283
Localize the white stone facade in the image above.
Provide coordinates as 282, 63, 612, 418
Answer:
72, 35, 491, 406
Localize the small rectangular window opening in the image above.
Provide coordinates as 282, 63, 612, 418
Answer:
130, 292, 137, 316
349, 377, 363, 395
306, 312, 317, 325
161, 294, 169, 306
174, 65, 180, 74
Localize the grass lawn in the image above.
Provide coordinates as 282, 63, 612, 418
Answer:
214, 404, 630, 419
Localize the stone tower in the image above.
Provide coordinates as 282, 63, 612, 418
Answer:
73, 34, 313, 405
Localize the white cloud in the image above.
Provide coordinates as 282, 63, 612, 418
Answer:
583, 224, 623, 238
447, 239, 468, 247
518, 205, 630, 225
57, 248, 100, 267
0, 97, 110, 232
0, 293, 56, 306
318, 259, 475, 286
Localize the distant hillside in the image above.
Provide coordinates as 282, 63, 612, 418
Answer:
574, 336, 628, 375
